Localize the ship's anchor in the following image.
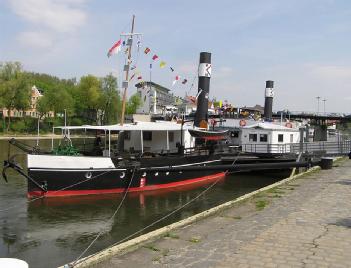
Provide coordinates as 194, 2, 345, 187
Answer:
2, 155, 22, 183
2, 160, 10, 183
2, 155, 48, 192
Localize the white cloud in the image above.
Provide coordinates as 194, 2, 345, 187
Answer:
17, 31, 53, 49
9, 0, 87, 33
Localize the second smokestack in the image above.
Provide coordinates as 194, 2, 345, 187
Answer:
264, 80, 274, 121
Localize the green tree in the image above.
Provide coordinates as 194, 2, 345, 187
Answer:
101, 73, 121, 124
74, 75, 104, 124
126, 93, 141, 115
24, 72, 76, 93
36, 94, 52, 119
0, 62, 30, 131
37, 86, 74, 125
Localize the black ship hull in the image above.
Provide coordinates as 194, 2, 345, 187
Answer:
27, 155, 226, 198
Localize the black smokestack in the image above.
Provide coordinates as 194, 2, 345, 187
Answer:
194, 52, 211, 127
264, 80, 274, 121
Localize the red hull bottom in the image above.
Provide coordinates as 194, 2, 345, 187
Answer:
28, 172, 227, 198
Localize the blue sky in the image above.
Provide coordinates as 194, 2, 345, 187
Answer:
1, 0, 351, 113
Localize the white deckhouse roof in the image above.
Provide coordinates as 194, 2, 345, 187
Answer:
243, 122, 299, 131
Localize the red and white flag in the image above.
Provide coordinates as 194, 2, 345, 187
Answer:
172, 75, 180, 86
107, 39, 122, 57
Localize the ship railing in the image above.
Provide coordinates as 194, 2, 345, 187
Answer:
241, 140, 351, 156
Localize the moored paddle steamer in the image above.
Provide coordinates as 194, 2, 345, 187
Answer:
3, 16, 230, 198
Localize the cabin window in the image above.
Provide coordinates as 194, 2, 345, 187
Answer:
168, 131, 174, 142
290, 134, 294, 143
124, 131, 131, 140
278, 134, 284, 142
143, 131, 152, 141
260, 134, 268, 142
249, 134, 257, 142
231, 131, 239, 138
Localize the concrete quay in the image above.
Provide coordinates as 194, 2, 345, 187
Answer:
84, 158, 351, 268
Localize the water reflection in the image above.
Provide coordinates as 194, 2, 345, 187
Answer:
0, 139, 288, 268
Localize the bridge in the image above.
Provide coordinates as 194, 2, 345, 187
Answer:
272, 112, 351, 124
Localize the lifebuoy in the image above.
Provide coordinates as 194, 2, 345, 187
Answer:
285, 122, 293, 128
239, 119, 246, 127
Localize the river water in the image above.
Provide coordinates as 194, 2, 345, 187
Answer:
0, 139, 288, 268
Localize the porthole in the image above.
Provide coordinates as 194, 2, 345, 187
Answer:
85, 171, 92, 179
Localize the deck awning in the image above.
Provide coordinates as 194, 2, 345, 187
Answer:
53, 121, 193, 132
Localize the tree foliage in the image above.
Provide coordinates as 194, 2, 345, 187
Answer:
0, 62, 31, 130
0, 61, 142, 132
126, 93, 141, 115
101, 73, 121, 124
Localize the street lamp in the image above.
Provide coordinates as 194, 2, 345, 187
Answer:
316, 96, 321, 115
322, 99, 326, 116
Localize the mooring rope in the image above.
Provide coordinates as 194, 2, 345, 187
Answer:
69, 152, 242, 267
226, 151, 243, 175
69, 167, 137, 268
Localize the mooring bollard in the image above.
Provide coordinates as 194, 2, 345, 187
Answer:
320, 157, 333, 170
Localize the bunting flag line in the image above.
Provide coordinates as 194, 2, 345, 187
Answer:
131, 65, 136, 70
137, 76, 143, 80
138, 44, 194, 87
107, 39, 122, 57
172, 75, 180, 86
144, 47, 151, 54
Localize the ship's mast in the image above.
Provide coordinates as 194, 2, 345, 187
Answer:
120, 15, 135, 125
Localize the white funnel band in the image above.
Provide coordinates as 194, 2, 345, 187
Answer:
199, 63, 212, 77
265, 88, 274, 98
